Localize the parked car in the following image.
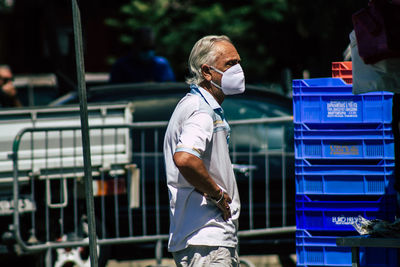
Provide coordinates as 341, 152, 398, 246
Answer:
13, 73, 111, 107
48, 82, 295, 261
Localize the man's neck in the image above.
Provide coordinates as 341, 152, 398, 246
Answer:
199, 81, 225, 105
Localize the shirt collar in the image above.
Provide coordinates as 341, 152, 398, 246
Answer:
190, 84, 222, 111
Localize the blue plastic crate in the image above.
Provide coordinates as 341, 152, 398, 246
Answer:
296, 230, 398, 266
296, 173, 396, 195
293, 78, 353, 95
294, 123, 393, 139
293, 78, 393, 125
296, 195, 397, 232
295, 138, 394, 160
295, 159, 395, 176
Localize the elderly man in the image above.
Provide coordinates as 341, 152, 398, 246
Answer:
163, 35, 245, 266
0, 65, 22, 107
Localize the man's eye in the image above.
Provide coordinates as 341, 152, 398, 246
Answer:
227, 60, 240, 67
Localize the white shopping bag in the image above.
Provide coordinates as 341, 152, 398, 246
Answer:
350, 30, 400, 95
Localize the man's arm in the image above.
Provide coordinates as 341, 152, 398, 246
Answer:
173, 151, 232, 221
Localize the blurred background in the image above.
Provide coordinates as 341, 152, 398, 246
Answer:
0, 1, 377, 266
0, 0, 365, 96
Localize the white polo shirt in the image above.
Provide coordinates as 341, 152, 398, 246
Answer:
163, 84, 240, 252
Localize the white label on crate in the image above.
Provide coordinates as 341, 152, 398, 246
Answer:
332, 216, 359, 225
327, 101, 358, 118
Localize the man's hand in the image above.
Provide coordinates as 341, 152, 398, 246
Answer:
173, 151, 232, 221
212, 191, 232, 221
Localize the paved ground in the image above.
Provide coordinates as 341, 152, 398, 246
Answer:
107, 254, 297, 267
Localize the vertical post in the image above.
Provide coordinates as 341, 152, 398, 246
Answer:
155, 239, 163, 266
264, 126, 270, 228
351, 247, 360, 267
281, 125, 286, 226
248, 137, 254, 230
154, 130, 162, 265
71, 1, 98, 266
45, 248, 52, 267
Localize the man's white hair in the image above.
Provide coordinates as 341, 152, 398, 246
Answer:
186, 35, 231, 85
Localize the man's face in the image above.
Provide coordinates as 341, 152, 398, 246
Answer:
210, 41, 241, 86
213, 41, 241, 73
0, 67, 17, 97
0, 68, 13, 87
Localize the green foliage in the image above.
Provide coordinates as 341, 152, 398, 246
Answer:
105, 0, 289, 82
105, 0, 367, 83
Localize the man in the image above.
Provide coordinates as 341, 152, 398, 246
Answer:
0, 65, 22, 107
163, 35, 245, 266
109, 27, 175, 84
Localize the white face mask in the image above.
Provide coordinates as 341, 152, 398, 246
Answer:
210, 64, 245, 95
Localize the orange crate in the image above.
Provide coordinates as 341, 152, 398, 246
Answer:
332, 61, 352, 84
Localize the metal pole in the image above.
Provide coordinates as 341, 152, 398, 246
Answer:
71, 1, 99, 266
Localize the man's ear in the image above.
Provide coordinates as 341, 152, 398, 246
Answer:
201, 64, 212, 81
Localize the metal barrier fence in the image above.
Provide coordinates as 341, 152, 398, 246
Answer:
10, 117, 295, 266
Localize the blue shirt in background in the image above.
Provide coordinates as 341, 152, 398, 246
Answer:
110, 52, 175, 84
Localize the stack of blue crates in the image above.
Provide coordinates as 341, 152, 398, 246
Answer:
293, 78, 398, 266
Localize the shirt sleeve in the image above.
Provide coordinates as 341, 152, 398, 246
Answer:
175, 112, 213, 158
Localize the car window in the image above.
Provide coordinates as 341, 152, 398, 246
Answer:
223, 97, 293, 152
129, 95, 182, 121
127, 94, 292, 122
223, 97, 291, 121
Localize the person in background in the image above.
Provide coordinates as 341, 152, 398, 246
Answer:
109, 27, 175, 83
0, 65, 22, 107
163, 35, 245, 266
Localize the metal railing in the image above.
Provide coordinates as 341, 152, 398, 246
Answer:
10, 116, 295, 266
